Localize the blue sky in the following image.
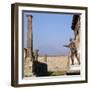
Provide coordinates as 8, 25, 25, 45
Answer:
23, 11, 74, 56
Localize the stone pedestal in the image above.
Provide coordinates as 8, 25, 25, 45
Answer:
67, 57, 80, 75
67, 64, 80, 75
24, 57, 33, 77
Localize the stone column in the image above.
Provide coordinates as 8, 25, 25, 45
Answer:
24, 15, 33, 77
27, 15, 33, 59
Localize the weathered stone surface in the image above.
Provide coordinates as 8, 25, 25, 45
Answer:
38, 56, 69, 72
24, 15, 33, 77
24, 57, 33, 77
27, 15, 32, 58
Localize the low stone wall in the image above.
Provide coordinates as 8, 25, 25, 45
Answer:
38, 56, 69, 72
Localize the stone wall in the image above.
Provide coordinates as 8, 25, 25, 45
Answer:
38, 56, 69, 72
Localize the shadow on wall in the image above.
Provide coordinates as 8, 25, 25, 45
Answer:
33, 61, 48, 76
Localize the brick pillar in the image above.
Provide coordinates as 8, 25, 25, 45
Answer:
27, 15, 33, 59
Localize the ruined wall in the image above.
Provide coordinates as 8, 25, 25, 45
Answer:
38, 56, 69, 72
24, 57, 33, 77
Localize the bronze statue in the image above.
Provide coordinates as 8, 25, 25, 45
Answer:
64, 38, 80, 65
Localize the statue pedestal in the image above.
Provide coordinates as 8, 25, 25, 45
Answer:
67, 64, 80, 75
69, 64, 80, 71
66, 55, 80, 75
